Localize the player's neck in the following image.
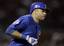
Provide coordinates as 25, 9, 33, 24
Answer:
32, 14, 39, 23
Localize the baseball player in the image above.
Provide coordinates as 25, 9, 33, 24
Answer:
5, 2, 47, 46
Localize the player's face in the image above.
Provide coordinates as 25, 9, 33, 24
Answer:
34, 9, 46, 20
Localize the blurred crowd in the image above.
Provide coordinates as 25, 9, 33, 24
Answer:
0, 0, 64, 46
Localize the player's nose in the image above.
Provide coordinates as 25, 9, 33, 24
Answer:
43, 12, 46, 15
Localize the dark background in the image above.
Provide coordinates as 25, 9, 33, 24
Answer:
0, 0, 64, 46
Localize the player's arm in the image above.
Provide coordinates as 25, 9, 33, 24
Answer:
5, 17, 26, 39
10, 30, 22, 39
6, 25, 38, 46
5, 17, 38, 45
10, 30, 38, 45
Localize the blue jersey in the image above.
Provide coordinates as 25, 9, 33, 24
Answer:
5, 14, 41, 46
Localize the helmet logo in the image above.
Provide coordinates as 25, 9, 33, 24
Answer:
35, 5, 40, 8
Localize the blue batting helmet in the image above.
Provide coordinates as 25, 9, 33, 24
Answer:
30, 2, 46, 13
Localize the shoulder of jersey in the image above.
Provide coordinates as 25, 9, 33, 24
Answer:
20, 14, 31, 19
12, 14, 31, 25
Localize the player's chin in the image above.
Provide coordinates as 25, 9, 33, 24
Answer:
40, 17, 45, 20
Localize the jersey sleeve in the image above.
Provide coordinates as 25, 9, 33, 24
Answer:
5, 16, 28, 35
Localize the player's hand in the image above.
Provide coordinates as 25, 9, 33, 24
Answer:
26, 35, 38, 45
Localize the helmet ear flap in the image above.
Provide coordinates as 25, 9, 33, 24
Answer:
30, 2, 47, 14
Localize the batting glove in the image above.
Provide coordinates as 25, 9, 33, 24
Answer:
26, 35, 38, 46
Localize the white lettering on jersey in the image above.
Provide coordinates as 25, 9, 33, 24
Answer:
12, 19, 20, 25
